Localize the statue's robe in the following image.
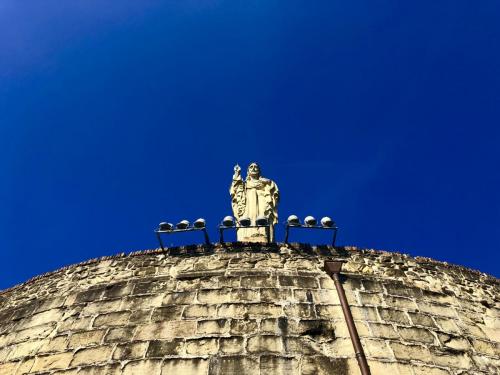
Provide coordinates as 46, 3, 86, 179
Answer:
230, 176, 279, 242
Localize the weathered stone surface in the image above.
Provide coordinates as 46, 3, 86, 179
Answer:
162, 358, 209, 374
0, 244, 498, 374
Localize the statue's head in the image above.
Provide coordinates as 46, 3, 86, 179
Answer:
247, 162, 261, 179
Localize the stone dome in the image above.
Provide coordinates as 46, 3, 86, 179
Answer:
0, 243, 498, 374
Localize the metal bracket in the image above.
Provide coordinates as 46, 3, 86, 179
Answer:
155, 227, 210, 251
218, 224, 271, 244
284, 224, 338, 246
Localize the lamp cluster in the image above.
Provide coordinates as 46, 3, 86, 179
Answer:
286, 215, 335, 228
221, 215, 269, 227
155, 214, 338, 249
284, 215, 338, 245
155, 218, 210, 250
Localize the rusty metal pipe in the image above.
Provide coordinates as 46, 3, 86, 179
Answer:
324, 261, 371, 375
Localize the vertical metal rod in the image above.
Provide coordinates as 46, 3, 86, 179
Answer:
219, 228, 224, 243
324, 261, 371, 375
265, 225, 271, 243
156, 232, 165, 251
332, 228, 338, 246
284, 225, 290, 243
202, 228, 210, 245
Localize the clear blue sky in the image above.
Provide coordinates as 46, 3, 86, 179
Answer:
1, 1, 499, 289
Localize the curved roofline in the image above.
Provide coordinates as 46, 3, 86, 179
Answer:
1, 242, 497, 296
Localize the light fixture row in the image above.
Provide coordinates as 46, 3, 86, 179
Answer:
155, 214, 338, 250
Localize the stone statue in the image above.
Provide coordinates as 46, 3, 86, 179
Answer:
229, 162, 279, 242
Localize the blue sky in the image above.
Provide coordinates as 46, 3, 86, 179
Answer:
1, 1, 499, 289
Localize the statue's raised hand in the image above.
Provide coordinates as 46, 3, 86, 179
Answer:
233, 164, 242, 179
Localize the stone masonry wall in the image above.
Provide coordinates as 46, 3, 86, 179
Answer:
0, 243, 499, 374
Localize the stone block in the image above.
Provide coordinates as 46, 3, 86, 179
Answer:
135, 320, 196, 340
319, 277, 335, 289
315, 304, 343, 319
367, 361, 413, 375
369, 323, 399, 339
412, 366, 451, 375
292, 289, 314, 303
247, 303, 283, 318
437, 333, 470, 351
358, 292, 383, 305
146, 339, 184, 357
217, 304, 248, 318
0, 346, 11, 362
163, 291, 196, 305
0, 361, 19, 374
93, 311, 131, 327
81, 299, 122, 316
390, 342, 431, 363
384, 282, 422, 298
284, 304, 316, 319
434, 317, 461, 334
230, 319, 258, 335
71, 345, 113, 366
230, 289, 259, 302
301, 356, 350, 375
471, 339, 498, 356
481, 325, 500, 342
279, 276, 318, 288
102, 281, 133, 299
197, 319, 229, 335
241, 276, 277, 288
120, 295, 163, 310
19, 309, 64, 329
247, 335, 283, 353
57, 316, 92, 333
122, 359, 162, 375
362, 279, 384, 292
162, 358, 209, 375
32, 352, 73, 372
183, 304, 217, 319
351, 306, 379, 321
68, 329, 106, 348
219, 337, 245, 354
260, 288, 292, 302
383, 295, 418, 310
129, 309, 152, 325
430, 350, 472, 369
35, 297, 66, 313
132, 279, 175, 295
260, 355, 299, 374
75, 288, 104, 303
16, 358, 35, 374
362, 339, 393, 359
6, 339, 45, 360
417, 303, 457, 318
397, 327, 436, 344
285, 336, 323, 355
78, 364, 121, 375
176, 278, 201, 291
197, 289, 230, 304
215, 356, 259, 375
104, 327, 135, 343
113, 341, 148, 360
378, 308, 410, 324
186, 338, 218, 355
8, 323, 56, 345
151, 305, 184, 321
218, 276, 241, 288
408, 312, 437, 328
261, 318, 284, 335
